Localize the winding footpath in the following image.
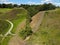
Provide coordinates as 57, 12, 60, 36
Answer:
1, 20, 13, 41
0, 20, 13, 37
4, 20, 13, 37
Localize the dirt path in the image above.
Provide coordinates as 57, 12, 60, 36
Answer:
30, 11, 45, 32
8, 20, 26, 45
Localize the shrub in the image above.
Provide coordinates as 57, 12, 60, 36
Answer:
19, 28, 33, 39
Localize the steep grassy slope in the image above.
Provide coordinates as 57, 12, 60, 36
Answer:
27, 8, 60, 45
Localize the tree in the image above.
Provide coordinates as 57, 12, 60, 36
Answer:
13, 4, 18, 7
39, 3, 56, 11
2, 3, 6, 8
27, 7, 39, 17
7, 4, 13, 8
20, 4, 30, 9
0, 4, 2, 8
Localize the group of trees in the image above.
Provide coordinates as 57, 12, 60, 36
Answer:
21, 3, 56, 11
0, 3, 57, 9
0, 4, 19, 8
20, 3, 57, 17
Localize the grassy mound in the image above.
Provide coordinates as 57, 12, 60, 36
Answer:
27, 8, 60, 45
0, 20, 10, 35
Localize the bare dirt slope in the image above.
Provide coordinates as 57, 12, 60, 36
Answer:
8, 20, 26, 45
30, 11, 45, 32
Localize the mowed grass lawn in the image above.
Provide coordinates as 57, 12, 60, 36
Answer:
0, 8, 27, 45
27, 8, 60, 45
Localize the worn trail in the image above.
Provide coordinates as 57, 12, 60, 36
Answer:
30, 11, 45, 32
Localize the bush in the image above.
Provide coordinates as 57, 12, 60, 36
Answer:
19, 28, 33, 39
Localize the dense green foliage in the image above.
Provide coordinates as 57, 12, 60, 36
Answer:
19, 21, 33, 39
20, 27, 33, 39
0, 4, 19, 8
0, 3, 57, 9
27, 7, 39, 17
39, 3, 56, 11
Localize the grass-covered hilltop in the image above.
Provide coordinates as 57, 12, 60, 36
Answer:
0, 3, 60, 45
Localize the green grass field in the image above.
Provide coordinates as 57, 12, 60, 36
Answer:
27, 8, 60, 45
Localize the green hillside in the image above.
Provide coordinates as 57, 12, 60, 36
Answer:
0, 8, 27, 45
27, 8, 60, 45
0, 8, 27, 20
